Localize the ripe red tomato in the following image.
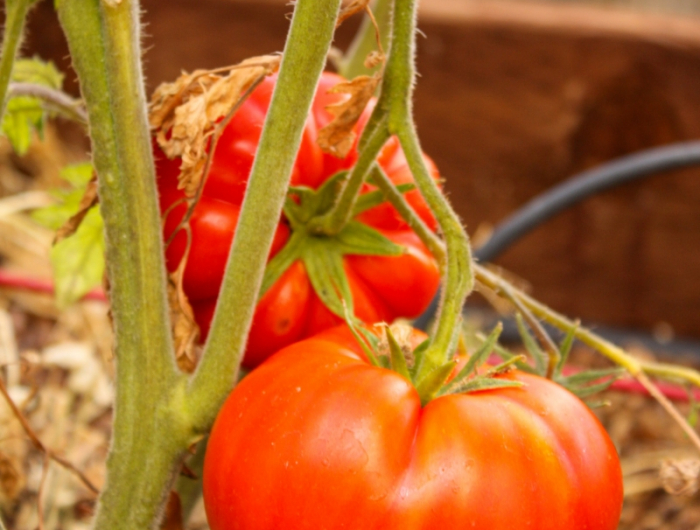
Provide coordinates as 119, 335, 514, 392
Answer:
203, 325, 624, 530
156, 73, 441, 368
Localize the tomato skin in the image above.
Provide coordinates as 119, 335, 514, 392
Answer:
203, 326, 623, 530
157, 73, 441, 367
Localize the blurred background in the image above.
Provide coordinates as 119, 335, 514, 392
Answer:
19, 0, 700, 348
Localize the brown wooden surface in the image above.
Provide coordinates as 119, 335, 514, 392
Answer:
21, 0, 700, 340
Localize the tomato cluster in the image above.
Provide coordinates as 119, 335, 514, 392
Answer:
156, 71, 623, 530
203, 325, 624, 530
155, 72, 440, 368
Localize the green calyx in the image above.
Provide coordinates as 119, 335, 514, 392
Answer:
259, 171, 409, 319
346, 320, 525, 406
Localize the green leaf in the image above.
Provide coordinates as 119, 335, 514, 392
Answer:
58, 161, 93, 186
50, 207, 105, 307
32, 163, 94, 229
335, 220, 404, 256
12, 58, 64, 86
2, 58, 64, 155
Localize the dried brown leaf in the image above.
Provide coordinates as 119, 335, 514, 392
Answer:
317, 74, 380, 158
660, 458, 700, 497
167, 266, 201, 374
337, 0, 370, 27
149, 55, 281, 198
54, 178, 98, 244
364, 50, 386, 69
0, 450, 23, 502
160, 491, 184, 530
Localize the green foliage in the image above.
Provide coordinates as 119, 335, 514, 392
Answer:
50, 207, 105, 307
33, 162, 106, 307
1, 58, 63, 154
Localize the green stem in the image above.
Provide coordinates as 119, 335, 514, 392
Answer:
381, 0, 474, 382
307, 122, 389, 235
0, 0, 35, 123
8, 82, 87, 123
369, 164, 445, 268
339, 0, 392, 79
56, 1, 184, 528
185, 0, 343, 433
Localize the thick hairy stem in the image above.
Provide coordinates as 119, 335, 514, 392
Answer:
185, 0, 343, 433
56, 1, 185, 528
0, 0, 34, 122
382, 0, 473, 380
0, 0, 35, 123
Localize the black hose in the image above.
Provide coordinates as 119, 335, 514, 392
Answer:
414, 141, 700, 331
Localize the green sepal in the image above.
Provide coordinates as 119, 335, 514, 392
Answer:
450, 377, 523, 395
351, 183, 414, 217
563, 367, 624, 386
258, 231, 306, 298
301, 237, 354, 318
567, 378, 619, 399
335, 220, 404, 256
341, 309, 381, 367
415, 361, 457, 406
441, 322, 503, 395
489, 341, 537, 374
515, 313, 548, 376
385, 326, 412, 382
286, 171, 349, 225
408, 338, 430, 378
556, 367, 623, 399
556, 322, 578, 374
2, 58, 64, 155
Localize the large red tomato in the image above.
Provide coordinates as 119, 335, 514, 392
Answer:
155, 73, 440, 368
203, 325, 623, 530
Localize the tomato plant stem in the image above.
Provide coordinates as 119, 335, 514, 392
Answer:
339, 0, 392, 79
0, 0, 34, 122
382, 0, 474, 383
308, 123, 390, 235
56, 0, 190, 528
185, 0, 344, 433
369, 164, 446, 267
7, 82, 87, 123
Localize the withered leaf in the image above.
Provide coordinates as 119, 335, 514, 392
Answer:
364, 50, 386, 70
660, 458, 700, 497
167, 263, 201, 374
317, 74, 380, 159
160, 491, 184, 530
337, 0, 370, 27
149, 55, 281, 197
54, 177, 99, 244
